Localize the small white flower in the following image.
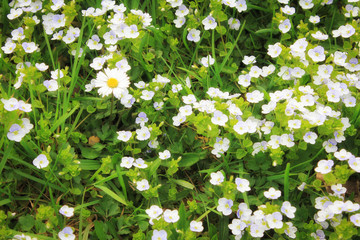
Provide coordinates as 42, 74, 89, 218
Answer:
187, 29, 201, 42
200, 55, 215, 67
1, 98, 19, 111
308, 46, 325, 62
152, 230, 167, 240
120, 157, 134, 169
59, 205, 74, 218
242, 55, 256, 65
281, 201, 296, 218
22, 42, 38, 53
35, 63, 49, 71
7, 124, 26, 142
211, 110, 228, 126
133, 158, 148, 169
58, 227, 75, 240
348, 157, 360, 172
146, 205, 163, 219
210, 171, 224, 185
279, 19, 291, 33
334, 149, 353, 161
20, 118, 33, 134
228, 18, 241, 30
264, 187, 281, 199
331, 184, 346, 195
33, 154, 49, 169
267, 43, 282, 58
136, 179, 150, 191
140, 90, 155, 100
117, 131, 132, 142
315, 159, 334, 174
228, 219, 246, 235
190, 220, 204, 232
163, 209, 180, 223
174, 16, 186, 28
202, 15, 217, 30
303, 131, 318, 144
281, 5, 295, 15
297, 182, 306, 191
136, 127, 151, 141
266, 212, 283, 229
159, 150, 171, 160
309, 15, 320, 24
235, 178, 251, 192
43, 79, 59, 91
217, 198, 233, 216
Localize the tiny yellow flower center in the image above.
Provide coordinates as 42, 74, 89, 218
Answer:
107, 77, 118, 88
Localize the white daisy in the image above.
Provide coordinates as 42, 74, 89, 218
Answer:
94, 68, 130, 99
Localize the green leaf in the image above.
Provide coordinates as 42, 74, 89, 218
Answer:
149, 158, 161, 178
236, 149, 247, 159
173, 179, 194, 189
179, 152, 206, 167
177, 202, 187, 231
86, 105, 96, 113
216, 25, 227, 35
32, 99, 44, 108
19, 215, 35, 231
79, 160, 101, 170
243, 139, 253, 148
95, 185, 128, 206
298, 141, 307, 151
80, 146, 101, 159
94, 221, 107, 240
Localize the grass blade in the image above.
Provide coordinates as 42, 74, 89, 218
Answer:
95, 185, 128, 206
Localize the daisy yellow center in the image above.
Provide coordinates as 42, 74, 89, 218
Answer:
107, 78, 118, 88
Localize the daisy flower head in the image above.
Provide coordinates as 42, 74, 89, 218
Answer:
94, 68, 130, 99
